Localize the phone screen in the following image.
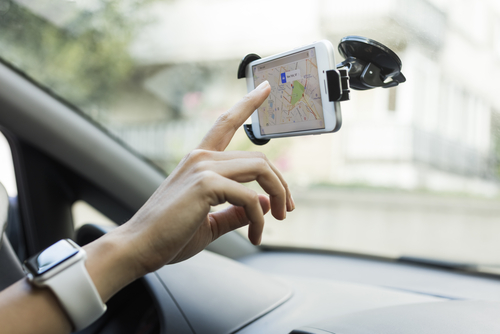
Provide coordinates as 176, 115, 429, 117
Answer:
252, 48, 325, 135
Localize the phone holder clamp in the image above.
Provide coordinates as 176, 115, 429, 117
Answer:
237, 36, 405, 145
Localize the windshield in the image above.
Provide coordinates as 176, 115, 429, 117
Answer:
1, 0, 500, 268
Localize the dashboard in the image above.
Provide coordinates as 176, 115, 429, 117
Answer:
137, 248, 500, 333
239, 251, 500, 333
76, 224, 500, 334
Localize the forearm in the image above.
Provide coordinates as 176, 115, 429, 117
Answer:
0, 278, 71, 334
83, 225, 145, 302
0, 225, 143, 334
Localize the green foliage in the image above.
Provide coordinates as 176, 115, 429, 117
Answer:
0, 0, 155, 109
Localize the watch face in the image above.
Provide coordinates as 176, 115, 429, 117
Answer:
25, 239, 79, 277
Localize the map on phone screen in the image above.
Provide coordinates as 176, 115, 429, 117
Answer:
252, 48, 325, 135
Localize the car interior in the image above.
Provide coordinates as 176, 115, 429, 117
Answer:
2, 45, 500, 334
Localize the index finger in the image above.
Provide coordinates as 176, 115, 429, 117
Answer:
197, 80, 271, 151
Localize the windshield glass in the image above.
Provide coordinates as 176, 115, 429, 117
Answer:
1, 0, 500, 267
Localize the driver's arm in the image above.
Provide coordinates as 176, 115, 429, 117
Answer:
0, 80, 295, 334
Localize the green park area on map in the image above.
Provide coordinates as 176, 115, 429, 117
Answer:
290, 80, 305, 106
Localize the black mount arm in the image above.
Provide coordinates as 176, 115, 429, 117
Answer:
238, 36, 406, 145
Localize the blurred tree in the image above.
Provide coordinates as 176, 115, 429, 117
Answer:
0, 0, 157, 113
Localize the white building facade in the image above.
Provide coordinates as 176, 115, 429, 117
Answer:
109, 0, 500, 196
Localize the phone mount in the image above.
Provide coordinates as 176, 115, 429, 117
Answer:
237, 36, 406, 145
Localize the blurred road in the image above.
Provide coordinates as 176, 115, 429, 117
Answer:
262, 188, 500, 265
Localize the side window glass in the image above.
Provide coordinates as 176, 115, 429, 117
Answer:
72, 200, 117, 230
0, 130, 23, 259
0, 132, 17, 199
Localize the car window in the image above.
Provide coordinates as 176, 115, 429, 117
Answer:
72, 200, 117, 229
1, 0, 500, 267
0, 132, 16, 198
0, 130, 25, 259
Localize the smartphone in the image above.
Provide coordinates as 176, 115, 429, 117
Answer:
245, 40, 342, 140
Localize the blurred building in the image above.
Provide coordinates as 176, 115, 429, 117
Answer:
108, 0, 500, 196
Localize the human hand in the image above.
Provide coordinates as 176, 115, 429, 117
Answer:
0, 82, 294, 334
112, 81, 294, 277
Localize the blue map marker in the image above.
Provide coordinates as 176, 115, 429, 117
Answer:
281, 73, 286, 83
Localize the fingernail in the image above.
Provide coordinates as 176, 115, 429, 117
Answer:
257, 235, 262, 245
257, 80, 269, 90
291, 194, 296, 210
287, 195, 294, 212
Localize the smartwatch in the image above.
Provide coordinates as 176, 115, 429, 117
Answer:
23, 239, 107, 331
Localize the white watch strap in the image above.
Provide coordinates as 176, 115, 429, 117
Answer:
45, 260, 107, 331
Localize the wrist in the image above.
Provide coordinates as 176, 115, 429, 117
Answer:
83, 227, 142, 302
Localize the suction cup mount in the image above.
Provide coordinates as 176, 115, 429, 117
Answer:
337, 36, 406, 90
237, 36, 406, 145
